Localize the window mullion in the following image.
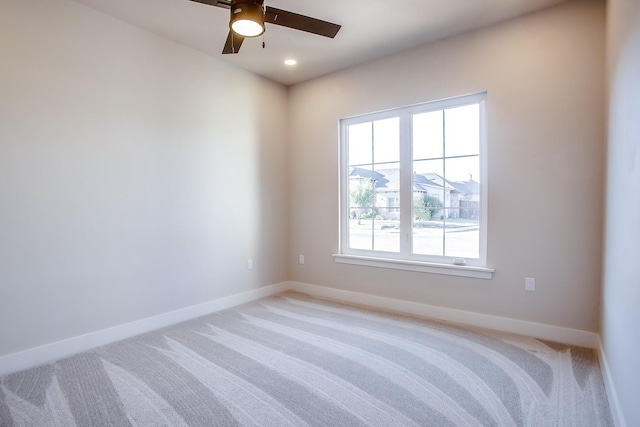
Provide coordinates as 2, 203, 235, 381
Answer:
340, 122, 349, 253
442, 108, 447, 257
399, 112, 413, 257
479, 98, 488, 265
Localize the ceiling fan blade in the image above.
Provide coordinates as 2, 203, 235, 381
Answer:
264, 6, 341, 38
188, 0, 226, 7
186, 0, 266, 9
222, 31, 245, 54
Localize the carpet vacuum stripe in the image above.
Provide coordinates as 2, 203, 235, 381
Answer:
0, 292, 613, 426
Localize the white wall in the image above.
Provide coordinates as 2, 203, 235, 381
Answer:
0, 0, 288, 357
602, 0, 640, 424
288, 0, 605, 332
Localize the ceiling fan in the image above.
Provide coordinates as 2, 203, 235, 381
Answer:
188, 0, 342, 54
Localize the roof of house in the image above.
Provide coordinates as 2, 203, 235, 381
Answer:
349, 167, 479, 194
447, 180, 480, 194
349, 167, 389, 189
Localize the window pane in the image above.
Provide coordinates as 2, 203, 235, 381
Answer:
373, 117, 399, 164
443, 156, 480, 259
348, 122, 372, 166
413, 159, 444, 191
373, 220, 400, 252
444, 209, 480, 258
348, 164, 375, 251
349, 207, 373, 250
349, 166, 375, 212
372, 164, 399, 252
412, 158, 444, 256
413, 110, 443, 160
444, 104, 480, 158
348, 164, 400, 253
413, 212, 444, 256
444, 156, 480, 186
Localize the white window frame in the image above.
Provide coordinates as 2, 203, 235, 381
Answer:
335, 93, 493, 279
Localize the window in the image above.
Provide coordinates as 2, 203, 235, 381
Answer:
337, 93, 491, 278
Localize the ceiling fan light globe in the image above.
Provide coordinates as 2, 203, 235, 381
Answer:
230, 2, 265, 37
231, 19, 264, 37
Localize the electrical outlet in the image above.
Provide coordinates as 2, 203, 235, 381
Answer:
299, 255, 305, 265
525, 277, 535, 292
247, 259, 253, 270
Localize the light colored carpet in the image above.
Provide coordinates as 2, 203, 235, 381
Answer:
0, 291, 613, 426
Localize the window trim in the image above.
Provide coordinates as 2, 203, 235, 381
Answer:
337, 93, 490, 276
332, 254, 494, 279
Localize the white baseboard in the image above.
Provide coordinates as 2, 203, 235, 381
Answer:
286, 281, 600, 348
598, 339, 627, 427
0, 282, 289, 377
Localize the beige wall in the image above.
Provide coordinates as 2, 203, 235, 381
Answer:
288, 0, 605, 332
602, 0, 640, 424
0, 0, 289, 356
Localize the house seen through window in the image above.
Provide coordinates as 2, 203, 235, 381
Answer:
339, 93, 487, 268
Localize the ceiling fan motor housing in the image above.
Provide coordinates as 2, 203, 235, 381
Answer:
230, 1, 265, 37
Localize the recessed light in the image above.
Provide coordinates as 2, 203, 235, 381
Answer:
284, 59, 297, 66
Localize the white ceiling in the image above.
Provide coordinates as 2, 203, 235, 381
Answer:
71, 0, 570, 86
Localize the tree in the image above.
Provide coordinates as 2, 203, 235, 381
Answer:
414, 193, 442, 220
350, 180, 375, 224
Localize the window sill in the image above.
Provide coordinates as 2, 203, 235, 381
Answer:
332, 254, 494, 279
